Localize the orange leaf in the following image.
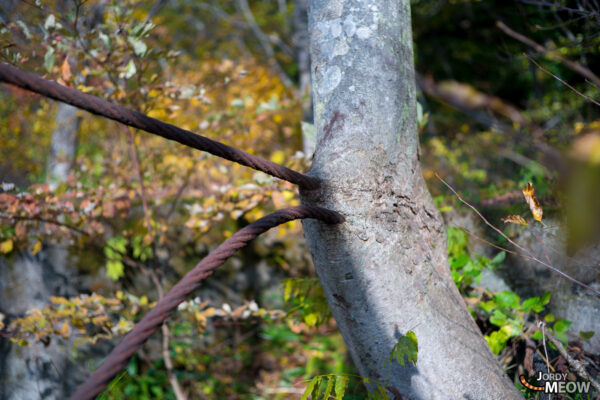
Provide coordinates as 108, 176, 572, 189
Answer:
61, 58, 71, 82
522, 182, 543, 222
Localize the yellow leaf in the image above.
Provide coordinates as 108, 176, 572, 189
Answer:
522, 182, 543, 222
282, 190, 295, 202
147, 108, 167, 119
31, 240, 42, 255
270, 150, 285, 165
0, 239, 13, 254
59, 321, 70, 339
502, 215, 528, 225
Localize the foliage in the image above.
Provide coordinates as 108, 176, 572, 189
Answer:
387, 331, 418, 368
301, 374, 394, 400
283, 277, 331, 328
447, 226, 506, 292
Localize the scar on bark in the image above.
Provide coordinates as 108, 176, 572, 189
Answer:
333, 293, 351, 309
320, 110, 346, 146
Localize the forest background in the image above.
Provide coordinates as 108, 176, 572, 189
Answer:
0, 0, 599, 399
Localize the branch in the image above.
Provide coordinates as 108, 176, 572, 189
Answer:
0, 63, 319, 189
546, 333, 600, 393
237, 0, 295, 90
525, 54, 600, 107
436, 173, 600, 297
526, 322, 600, 393
124, 126, 187, 400
69, 205, 343, 400
496, 21, 600, 88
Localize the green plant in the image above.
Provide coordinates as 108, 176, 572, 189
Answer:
283, 277, 332, 328
447, 226, 506, 292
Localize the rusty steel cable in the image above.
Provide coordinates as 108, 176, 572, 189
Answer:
0, 63, 320, 190
69, 206, 343, 400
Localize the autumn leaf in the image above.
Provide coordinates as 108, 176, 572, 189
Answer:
522, 182, 543, 222
0, 239, 13, 254
61, 58, 71, 82
502, 215, 528, 225
31, 240, 42, 255
59, 321, 70, 339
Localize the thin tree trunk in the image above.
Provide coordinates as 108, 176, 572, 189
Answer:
300, 0, 522, 398
48, 104, 80, 184
0, 103, 81, 400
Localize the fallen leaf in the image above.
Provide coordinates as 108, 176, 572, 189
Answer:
522, 182, 543, 222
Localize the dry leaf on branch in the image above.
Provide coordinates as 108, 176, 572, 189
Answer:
502, 215, 528, 225
522, 182, 543, 222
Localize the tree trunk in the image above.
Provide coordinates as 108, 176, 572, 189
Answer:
0, 103, 81, 400
300, 0, 522, 398
47, 104, 80, 184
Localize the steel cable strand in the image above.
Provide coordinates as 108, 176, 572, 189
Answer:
0, 63, 320, 189
69, 205, 343, 400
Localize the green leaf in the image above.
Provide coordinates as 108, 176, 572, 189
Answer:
519, 297, 540, 313
44, 47, 56, 73
532, 331, 543, 340
479, 300, 496, 313
301, 377, 319, 400
579, 331, 595, 340
323, 376, 334, 399
334, 376, 348, 399
283, 279, 292, 301
106, 259, 124, 281
486, 328, 510, 354
304, 313, 318, 327
490, 251, 506, 265
489, 310, 508, 326
540, 291, 551, 305
554, 331, 568, 343
127, 356, 138, 376
553, 319, 571, 333
312, 376, 323, 399
128, 37, 147, 57
124, 60, 137, 79
494, 291, 520, 308
390, 330, 418, 367
544, 313, 555, 323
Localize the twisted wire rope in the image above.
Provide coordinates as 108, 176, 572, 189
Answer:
0, 63, 320, 189
69, 206, 343, 400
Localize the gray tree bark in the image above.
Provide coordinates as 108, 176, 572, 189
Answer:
47, 104, 80, 184
300, 0, 523, 398
0, 103, 81, 400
